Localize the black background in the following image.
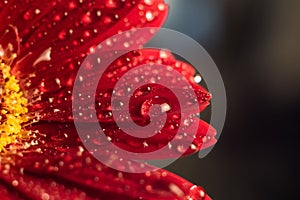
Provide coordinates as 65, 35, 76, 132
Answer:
162, 1, 300, 199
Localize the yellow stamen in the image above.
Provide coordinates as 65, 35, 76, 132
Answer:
0, 61, 29, 151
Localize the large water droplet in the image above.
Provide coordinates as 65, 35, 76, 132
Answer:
157, 3, 166, 11
145, 10, 155, 21
194, 74, 202, 83
188, 185, 207, 199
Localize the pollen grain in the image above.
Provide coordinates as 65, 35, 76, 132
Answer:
0, 62, 29, 151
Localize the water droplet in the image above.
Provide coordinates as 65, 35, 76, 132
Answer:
41, 193, 50, 200
35, 9, 41, 14
145, 11, 155, 21
58, 30, 67, 40
194, 74, 202, 83
123, 42, 130, 48
188, 185, 206, 199
190, 143, 197, 150
105, 0, 122, 9
169, 183, 184, 197
103, 16, 113, 25
81, 13, 92, 24
159, 50, 168, 58
161, 103, 171, 112
23, 11, 33, 20
144, 0, 154, 5
12, 180, 19, 187
177, 145, 186, 153
158, 3, 166, 11
183, 118, 191, 126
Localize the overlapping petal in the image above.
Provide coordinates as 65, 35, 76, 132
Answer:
0, 124, 212, 199
28, 48, 216, 158
6, 0, 167, 84
0, 0, 216, 199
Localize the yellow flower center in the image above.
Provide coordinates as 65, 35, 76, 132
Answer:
0, 61, 29, 151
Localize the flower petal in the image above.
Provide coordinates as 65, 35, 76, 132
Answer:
0, 134, 211, 200
31, 49, 211, 123
0, 181, 23, 200
6, 0, 168, 75
96, 118, 216, 157
27, 49, 216, 156
26, 118, 214, 161
0, 166, 95, 200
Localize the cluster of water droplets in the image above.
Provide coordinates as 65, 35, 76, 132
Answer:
73, 45, 213, 159
13, 0, 166, 54
3, 139, 209, 200
0, 0, 169, 124
0, 1, 212, 199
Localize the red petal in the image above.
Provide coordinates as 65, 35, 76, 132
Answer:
32, 49, 211, 122
0, 1, 215, 199
26, 118, 214, 161
5, 0, 168, 76
0, 182, 23, 200
0, 166, 95, 200
0, 136, 211, 200
96, 118, 216, 157
1, 0, 169, 122
28, 49, 215, 156
74, 49, 215, 155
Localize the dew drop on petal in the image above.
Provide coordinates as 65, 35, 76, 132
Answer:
169, 183, 184, 197
68, 1, 77, 9
159, 50, 168, 58
81, 14, 92, 24
58, 30, 67, 40
123, 42, 130, 48
158, 3, 166, 11
105, 0, 122, 9
145, 11, 155, 21
41, 193, 50, 200
144, 0, 154, 5
177, 145, 185, 153
11, 180, 19, 187
23, 11, 32, 20
187, 185, 207, 199
161, 103, 171, 113
103, 16, 113, 25
194, 74, 202, 83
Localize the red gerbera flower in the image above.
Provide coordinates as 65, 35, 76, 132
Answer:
0, 0, 216, 199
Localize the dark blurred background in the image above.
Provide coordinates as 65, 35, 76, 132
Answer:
162, 1, 300, 199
